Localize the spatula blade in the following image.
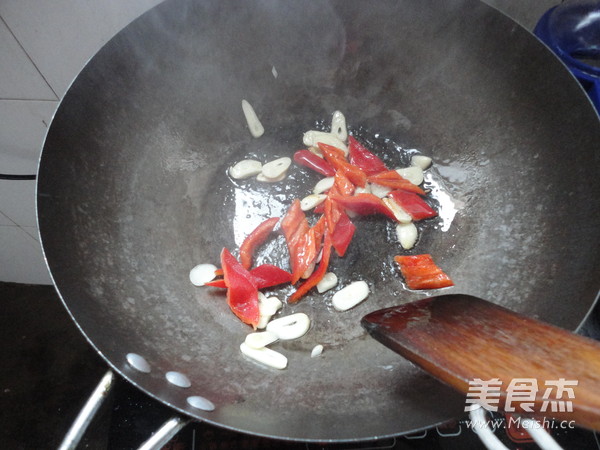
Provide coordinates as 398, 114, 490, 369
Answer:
361, 294, 600, 430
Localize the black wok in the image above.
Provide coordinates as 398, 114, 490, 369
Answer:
37, 0, 600, 442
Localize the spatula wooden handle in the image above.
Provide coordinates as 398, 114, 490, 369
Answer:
362, 294, 600, 430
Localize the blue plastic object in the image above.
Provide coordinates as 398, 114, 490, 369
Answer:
534, 1, 600, 113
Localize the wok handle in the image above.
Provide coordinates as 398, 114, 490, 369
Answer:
58, 370, 115, 450
58, 370, 190, 450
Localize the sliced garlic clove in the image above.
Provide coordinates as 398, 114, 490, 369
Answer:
311, 344, 324, 358
240, 343, 287, 369
316, 272, 338, 293
262, 157, 292, 179
189, 264, 218, 286
308, 146, 323, 158
411, 154, 433, 170
245, 331, 279, 349
382, 197, 412, 223
331, 111, 347, 142
229, 159, 263, 179
303, 131, 348, 155
241, 100, 264, 138
301, 261, 316, 279
258, 293, 283, 316
266, 313, 310, 340
256, 171, 287, 183
313, 177, 335, 194
396, 166, 424, 185
370, 182, 392, 198
301, 194, 327, 211
396, 222, 418, 250
332, 281, 370, 311
354, 185, 371, 195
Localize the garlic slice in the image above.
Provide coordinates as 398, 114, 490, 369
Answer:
301, 194, 327, 211
331, 111, 347, 142
256, 171, 287, 183
382, 197, 412, 223
332, 281, 370, 311
303, 131, 348, 155
396, 222, 418, 250
369, 183, 392, 198
411, 154, 433, 170
241, 100, 264, 138
245, 331, 279, 349
229, 159, 263, 179
311, 344, 324, 358
240, 343, 287, 369
262, 157, 291, 179
189, 264, 218, 286
266, 313, 310, 340
396, 166, 424, 185
316, 272, 338, 293
313, 177, 335, 194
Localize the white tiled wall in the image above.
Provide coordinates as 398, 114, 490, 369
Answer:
0, 0, 163, 284
0, 0, 556, 285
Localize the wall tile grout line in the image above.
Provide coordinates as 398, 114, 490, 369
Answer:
0, 97, 59, 102
0, 14, 60, 101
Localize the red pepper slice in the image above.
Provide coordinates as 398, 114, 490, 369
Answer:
205, 264, 292, 289
330, 193, 397, 221
388, 190, 437, 221
394, 254, 454, 290
367, 170, 425, 195
331, 211, 356, 257
281, 199, 306, 240
333, 171, 355, 196
289, 231, 333, 303
348, 136, 388, 175
293, 150, 335, 177
318, 143, 367, 187
239, 217, 279, 269
249, 264, 292, 288
281, 200, 320, 284
220, 248, 260, 328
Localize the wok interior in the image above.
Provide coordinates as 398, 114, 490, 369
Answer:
37, 0, 600, 441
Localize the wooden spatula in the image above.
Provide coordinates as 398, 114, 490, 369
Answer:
361, 294, 600, 430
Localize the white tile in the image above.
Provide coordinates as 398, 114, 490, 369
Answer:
0, 225, 51, 284
0, 17, 56, 100
0, 179, 37, 227
0, 99, 58, 174
0, 0, 165, 98
0, 211, 15, 226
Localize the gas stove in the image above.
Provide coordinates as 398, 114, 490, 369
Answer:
2, 282, 599, 449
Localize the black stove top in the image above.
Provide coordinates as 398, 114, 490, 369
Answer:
2, 282, 599, 449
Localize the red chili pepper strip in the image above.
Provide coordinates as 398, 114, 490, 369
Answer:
289, 231, 333, 303
348, 136, 388, 175
220, 248, 260, 328
388, 190, 437, 221
318, 143, 367, 187
293, 150, 336, 177
367, 170, 425, 195
331, 211, 356, 257
394, 254, 454, 290
249, 264, 293, 288
214, 268, 224, 277
281, 199, 306, 240
333, 171, 355, 196
281, 199, 317, 284
205, 264, 292, 289
239, 217, 280, 270
205, 278, 226, 288
330, 193, 397, 221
